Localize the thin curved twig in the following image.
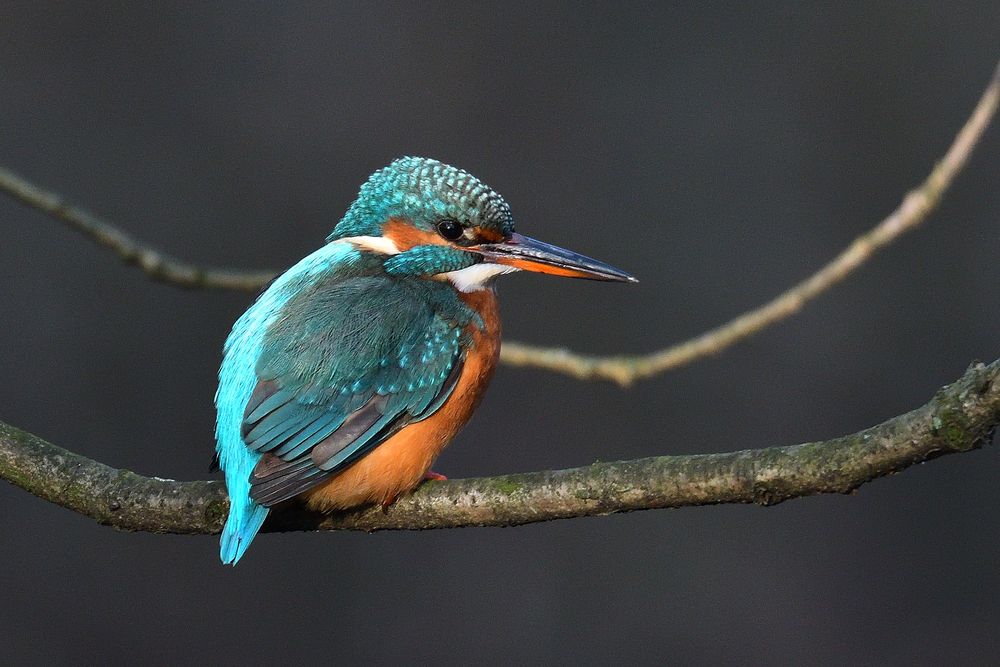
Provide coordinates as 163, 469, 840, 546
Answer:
0, 167, 276, 291
1, 360, 996, 534
1, 62, 997, 383
501, 61, 1000, 384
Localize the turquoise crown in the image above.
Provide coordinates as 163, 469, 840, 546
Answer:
328, 157, 514, 241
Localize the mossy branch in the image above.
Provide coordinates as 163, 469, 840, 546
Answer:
1, 360, 996, 534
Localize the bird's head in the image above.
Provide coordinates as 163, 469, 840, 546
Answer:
328, 157, 636, 291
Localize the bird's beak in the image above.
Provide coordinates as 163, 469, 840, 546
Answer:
474, 233, 637, 283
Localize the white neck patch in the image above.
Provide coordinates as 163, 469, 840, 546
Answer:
335, 238, 516, 292
337, 235, 401, 255
443, 263, 519, 292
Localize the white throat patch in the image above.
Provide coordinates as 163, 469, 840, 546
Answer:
443, 263, 518, 292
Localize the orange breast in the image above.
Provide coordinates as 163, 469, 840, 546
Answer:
302, 289, 501, 512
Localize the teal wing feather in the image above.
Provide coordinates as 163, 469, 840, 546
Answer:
243, 276, 471, 507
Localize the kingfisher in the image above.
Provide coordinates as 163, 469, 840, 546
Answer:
214, 157, 635, 564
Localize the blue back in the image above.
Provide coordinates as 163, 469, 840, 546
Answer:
216, 241, 356, 564
215, 240, 482, 564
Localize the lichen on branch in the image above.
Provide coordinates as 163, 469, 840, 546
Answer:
1, 360, 996, 535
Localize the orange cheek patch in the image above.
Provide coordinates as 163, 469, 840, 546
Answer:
472, 227, 505, 243
382, 218, 449, 251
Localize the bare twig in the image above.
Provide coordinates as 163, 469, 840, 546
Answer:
500, 61, 1000, 384
2, 62, 997, 382
1, 360, 996, 535
0, 167, 276, 291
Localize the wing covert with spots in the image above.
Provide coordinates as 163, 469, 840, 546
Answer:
239, 276, 475, 506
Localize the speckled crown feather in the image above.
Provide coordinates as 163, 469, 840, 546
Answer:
327, 157, 514, 241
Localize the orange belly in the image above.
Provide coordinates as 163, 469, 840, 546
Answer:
302, 289, 500, 512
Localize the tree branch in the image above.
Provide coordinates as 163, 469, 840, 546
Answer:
2, 62, 996, 384
500, 61, 1000, 384
0, 166, 276, 291
2, 359, 996, 534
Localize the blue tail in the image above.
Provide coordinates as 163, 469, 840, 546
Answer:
220, 500, 269, 565
215, 245, 326, 564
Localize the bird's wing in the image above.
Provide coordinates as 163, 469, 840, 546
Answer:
241, 276, 469, 507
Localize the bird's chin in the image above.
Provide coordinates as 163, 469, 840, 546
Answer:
439, 263, 518, 293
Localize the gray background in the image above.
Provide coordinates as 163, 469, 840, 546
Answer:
2, 3, 998, 665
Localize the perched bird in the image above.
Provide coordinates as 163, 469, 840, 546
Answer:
214, 157, 635, 564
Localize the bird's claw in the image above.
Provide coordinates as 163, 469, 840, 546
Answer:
381, 495, 398, 513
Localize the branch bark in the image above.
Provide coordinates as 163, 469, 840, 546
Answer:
2, 360, 996, 534
3, 62, 996, 384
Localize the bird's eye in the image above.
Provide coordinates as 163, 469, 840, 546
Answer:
436, 219, 464, 241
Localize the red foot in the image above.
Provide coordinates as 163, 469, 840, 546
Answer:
381, 472, 448, 513
381, 494, 398, 513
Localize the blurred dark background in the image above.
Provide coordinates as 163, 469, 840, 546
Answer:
2, 3, 998, 665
